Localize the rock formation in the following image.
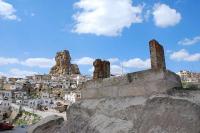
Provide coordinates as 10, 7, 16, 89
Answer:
29, 40, 200, 133
93, 59, 110, 80
54, 90, 200, 133
50, 50, 80, 75
30, 90, 200, 133
70, 64, 80, 75
27, 115, 64, 133
149, 39, 166, 70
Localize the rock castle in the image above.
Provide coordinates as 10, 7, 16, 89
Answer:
49, 50, 80, 76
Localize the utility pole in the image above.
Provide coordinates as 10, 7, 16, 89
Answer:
121, 63, 124, 75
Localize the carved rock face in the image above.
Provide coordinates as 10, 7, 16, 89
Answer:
50, 50, 80, 75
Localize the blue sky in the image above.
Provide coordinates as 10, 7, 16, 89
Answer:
0, 0, 199, 77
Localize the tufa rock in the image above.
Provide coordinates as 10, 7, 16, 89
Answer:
55, 91, 200, 133
149, 39, 166, 70
50, 50, 71, 75
70, 64, 81, 75
93, 59, 110, 80
50, 50, 80, 75
27, 115, 64, 133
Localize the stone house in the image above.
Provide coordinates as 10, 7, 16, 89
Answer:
12, 90, 27, 100
0, 99, 11, 120
28, 96, 55, 109
0, 90, 12, 100
33, 74, 51, 82
64, 91, 81, 104
177, 70, 200, 83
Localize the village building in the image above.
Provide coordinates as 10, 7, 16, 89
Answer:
0, 77, 6, 91
0, 90, 12, 100
177, 70, 200, 83
33, 74, 51, 82
64, 91, 81, 104
0, 99, 11, 121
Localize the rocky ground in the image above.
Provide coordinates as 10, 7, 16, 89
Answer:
1, 127, 27, 133
28, 89, 200, 133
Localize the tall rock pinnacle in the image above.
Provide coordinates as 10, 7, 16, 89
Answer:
50, 50, 80, 76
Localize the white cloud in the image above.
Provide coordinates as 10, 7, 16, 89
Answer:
178, 36, 200, 45
74, 57, 95, 65
122, 58, 150, 69
0, 57, 19, 66
85, 57, 150, 74
74, 57, 120, 65
0, 71, 7, 77
0, 57, 55, 68
9, 68, 38, 78
108, 58, 119, 63
88, 65, 124, 75
170, 49, 200, 62
73, 0, 144, 36
0, 68, 38, 78
21, 58, 55, 68
153, 3, 181, 28
111, 65, 124, 75
0, 0, 19, 20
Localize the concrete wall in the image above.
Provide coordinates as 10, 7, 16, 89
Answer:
81, 69, 182, 99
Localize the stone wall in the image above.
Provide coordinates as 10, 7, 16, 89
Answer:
81, 69, 182, 99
